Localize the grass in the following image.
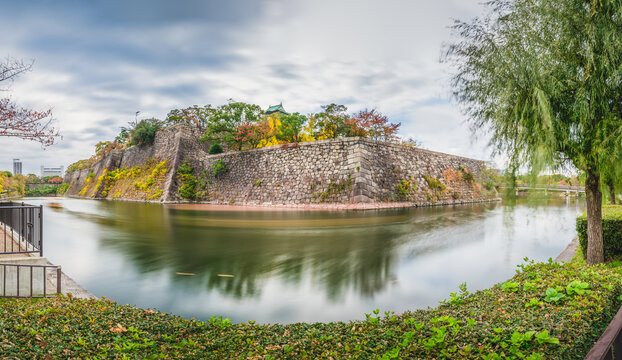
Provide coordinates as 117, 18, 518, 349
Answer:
1, 256, 621, 359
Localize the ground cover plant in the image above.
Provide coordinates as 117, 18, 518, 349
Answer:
578, 205, 622, 261
1, 259, 620, 359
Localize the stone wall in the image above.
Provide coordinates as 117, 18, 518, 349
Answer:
65, 124, 497, 205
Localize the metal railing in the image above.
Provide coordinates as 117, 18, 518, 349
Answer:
0, 202, 43, 256
585, 306, 622, 359
0, 263, 61, 298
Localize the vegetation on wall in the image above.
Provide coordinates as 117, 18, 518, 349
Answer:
176, 161, 197, 200
76, 159, 168, 200
314, 176, 354, 203
424, 174, 447, 202
394, 178, 418, 201
211, 159, 228, 178
208, 143, 223, 154
57, 182, 69, 195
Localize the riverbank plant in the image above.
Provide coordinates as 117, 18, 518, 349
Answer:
577, 205, 622, 261
0, 259, 620, 359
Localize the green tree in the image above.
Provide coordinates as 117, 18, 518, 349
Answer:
275, 112, 308, 143
445, 0, 622, 265
165, 105, 216, 129
312, 104, 351, 139
129, 118, 163, 146
114, 127, 130, 144
201, 102, 263, 147
602, 144, 622, 204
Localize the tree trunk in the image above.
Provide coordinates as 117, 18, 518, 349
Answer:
606, 178, 616, 205
585, 168, 604, 265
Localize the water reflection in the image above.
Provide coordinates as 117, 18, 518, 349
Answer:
29, 196, 584, 323
95, 206, 411, 300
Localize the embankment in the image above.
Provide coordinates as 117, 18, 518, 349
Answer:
64, 124, 498, 206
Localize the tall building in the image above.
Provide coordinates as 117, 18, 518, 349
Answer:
40, 165, 64, 178
12, 159, 22, 175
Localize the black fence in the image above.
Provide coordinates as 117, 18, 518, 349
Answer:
0, 202, 43, 256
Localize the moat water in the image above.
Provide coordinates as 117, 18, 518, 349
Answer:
27, 196, 584, 324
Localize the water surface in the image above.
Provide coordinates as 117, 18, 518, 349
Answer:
28, 196, 583, 323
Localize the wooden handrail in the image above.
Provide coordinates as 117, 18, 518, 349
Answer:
585, 306, 622, 359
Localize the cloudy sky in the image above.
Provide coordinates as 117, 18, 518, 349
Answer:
0, 0, 495, 175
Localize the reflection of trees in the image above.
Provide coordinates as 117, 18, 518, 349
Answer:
94, 205, 412, 301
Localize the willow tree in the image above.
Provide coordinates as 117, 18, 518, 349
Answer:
445, 0, 622, 265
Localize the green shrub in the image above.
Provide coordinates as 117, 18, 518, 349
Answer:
0, 260, 620, 359
211, 159, 228, 177
176, 161, 197, 200
25, 185, 58, 197
129, 118, 162, 146
395, 179, 418, 201
577, 205, 622, 261
424, 174, 446, 192
209, 143, 224, 154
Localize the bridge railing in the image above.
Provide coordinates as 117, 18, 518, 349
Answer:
500, 184, 585, 192
515, 184, 585, 191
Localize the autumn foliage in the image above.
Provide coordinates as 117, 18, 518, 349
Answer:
350, 109, 401, 142
0, 98, 59, 146
0, 57, 59, 146
234, 120, 273, 149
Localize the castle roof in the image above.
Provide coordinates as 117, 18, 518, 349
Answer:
265, 103, 289, 115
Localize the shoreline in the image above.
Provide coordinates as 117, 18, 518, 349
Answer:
65, 194, 502, 211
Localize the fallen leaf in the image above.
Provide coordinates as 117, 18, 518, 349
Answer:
176, 272, 195, 276
217, 274, 234, 278
110, 323, 127, 333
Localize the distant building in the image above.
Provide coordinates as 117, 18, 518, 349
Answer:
41, 165, 64, 178
265, 103, 289, 116
12, 159, 22, 175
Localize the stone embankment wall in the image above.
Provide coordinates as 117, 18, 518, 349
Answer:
65, 124, 497, 205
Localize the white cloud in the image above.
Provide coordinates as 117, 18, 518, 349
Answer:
0, 0, 498, 175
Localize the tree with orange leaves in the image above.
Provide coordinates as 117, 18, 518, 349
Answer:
350, 109, 400, 142
234, 120, 273, 149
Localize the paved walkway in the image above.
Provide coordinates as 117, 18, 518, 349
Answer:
555, 238, 579, 263
0, 225, 30, 259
